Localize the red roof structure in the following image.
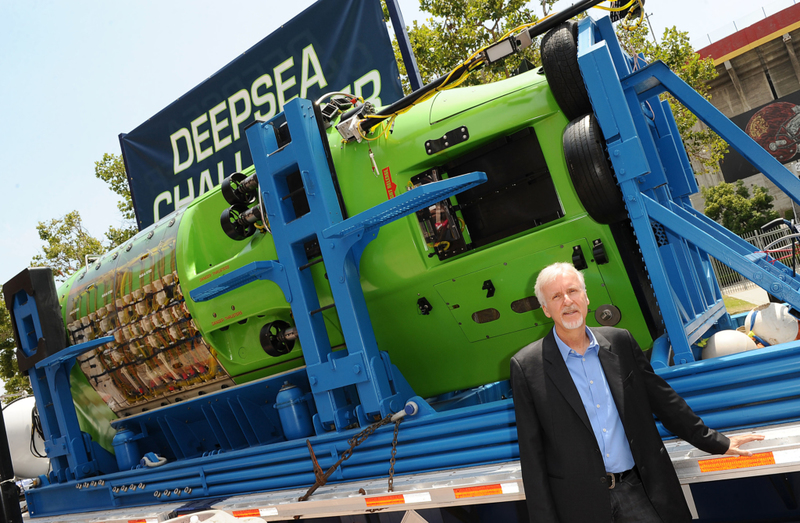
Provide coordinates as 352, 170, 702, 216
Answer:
697, 3, 800, 64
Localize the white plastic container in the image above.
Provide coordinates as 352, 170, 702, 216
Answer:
702, 330, 758, 359
744, 303, 800, 346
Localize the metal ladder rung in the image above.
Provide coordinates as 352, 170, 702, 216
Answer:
190, 261, 285, 303
322, 171, 487, 239
310, 303, 336, 316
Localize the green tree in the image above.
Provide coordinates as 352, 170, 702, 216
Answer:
393, 2, 725, 172
0, 288, 31, 397
392, 0, 552, 92
31, 211, 106, 280
31, 153, 137, 279
702, 180, 779, 235
95, 153, 137, 247
16, 153, 137, 395
617, 22, 727, 173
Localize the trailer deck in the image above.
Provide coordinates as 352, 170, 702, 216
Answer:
21, 419, 800, 522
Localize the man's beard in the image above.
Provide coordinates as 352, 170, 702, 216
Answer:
561, 308, 584, 330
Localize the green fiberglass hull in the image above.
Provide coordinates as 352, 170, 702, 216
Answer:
59, 68, 652, 449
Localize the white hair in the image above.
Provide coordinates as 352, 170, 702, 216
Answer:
534, 262, 586, 307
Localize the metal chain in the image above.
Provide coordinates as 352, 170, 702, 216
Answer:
387, 418, 403, 492
299, 414, 394, 502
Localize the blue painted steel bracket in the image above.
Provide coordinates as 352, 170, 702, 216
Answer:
620, 61, 800, 204
245, 99, 488, 431
646, 199, 800, 305
11, 283, 118, 484
322, 172, 486, 240
578, 17, 696, 365
10, 290, 45, 358
189, 260, 292, 304
35, 336, 113, 370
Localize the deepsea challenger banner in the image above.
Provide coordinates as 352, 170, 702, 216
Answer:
120, 0, 403, 229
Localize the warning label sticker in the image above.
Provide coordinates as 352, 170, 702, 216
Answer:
698, 452, 775, 473
365, 492, 431, 507
232, 507, 278, 517
366, 494, 405, 507
454, 485, 503, 499
232, 509, 261, 517
383, 167, 397, 199
454, 482, 520, 499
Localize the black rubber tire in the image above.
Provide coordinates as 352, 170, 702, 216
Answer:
563, 113, 627, 224
541, 21, 592, 121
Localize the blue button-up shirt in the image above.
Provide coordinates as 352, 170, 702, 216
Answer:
554, 328, 636, 473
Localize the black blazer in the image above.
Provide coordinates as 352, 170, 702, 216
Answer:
510, 326, 729, 522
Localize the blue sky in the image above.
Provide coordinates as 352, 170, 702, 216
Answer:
0, 0, 776, 286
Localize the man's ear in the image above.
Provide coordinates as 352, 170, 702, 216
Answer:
542, 304, 552, 319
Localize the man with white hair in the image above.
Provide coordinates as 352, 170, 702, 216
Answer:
510, 262, 762, 522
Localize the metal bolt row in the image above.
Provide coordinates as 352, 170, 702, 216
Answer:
154, 486, 192, 498
110, 483, 146, 494
76, 479, 105, 490
77, 480, 190, 497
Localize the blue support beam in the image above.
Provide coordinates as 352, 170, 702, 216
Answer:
385, 0, 423, 92
620, 61, 800, 205
190, 261, 292, 304
578, 18, 696, 365
577, 16, 800, 367
11, 282, 117, 484
242, 99, 487, 431
29, 335, 116, 482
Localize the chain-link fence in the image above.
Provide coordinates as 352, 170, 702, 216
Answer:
709, 226, 800, 295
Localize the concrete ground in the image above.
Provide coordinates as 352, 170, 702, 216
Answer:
724, 285, 769, 306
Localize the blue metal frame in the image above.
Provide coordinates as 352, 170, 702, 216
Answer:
241, 99, 487, 432
385, 0, 423, 92
29, 337, 117, 483
10, 291, 45, 359
577, 16, 800, 368
8, 283, 117, 485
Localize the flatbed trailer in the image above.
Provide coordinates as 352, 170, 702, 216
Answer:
9, 2, 800, 522
19, 417, 800, 523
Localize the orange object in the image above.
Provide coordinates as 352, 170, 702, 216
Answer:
698, 452, 775, 473
454, 484, 504, 499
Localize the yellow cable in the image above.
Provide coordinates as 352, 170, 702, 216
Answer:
355, 2, 635, 137
356, 119, 391, 142
594, 0, 636, 11
360, 52, 485, 134
359, 13, 555, 131
435, 241, 451, 252
594, 0, 644, 31
620, 1, 645, 31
